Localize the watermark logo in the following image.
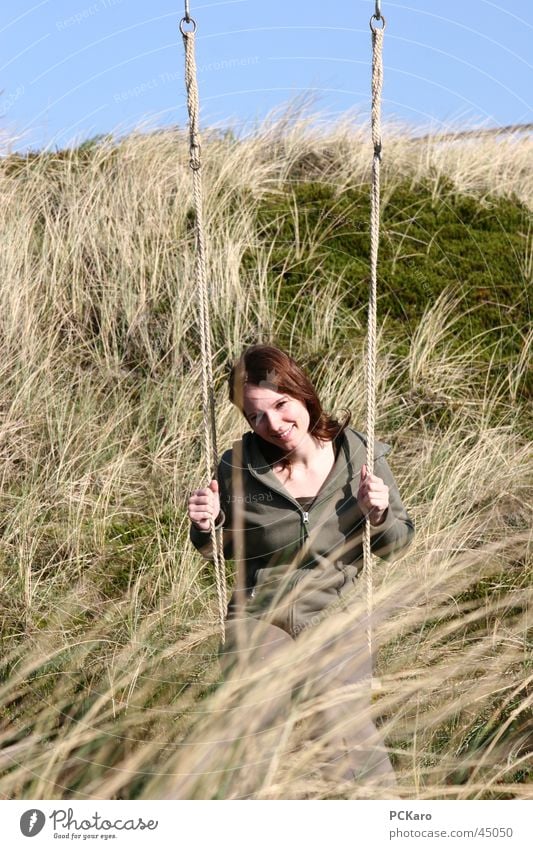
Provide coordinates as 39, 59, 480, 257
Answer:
112, 56, 259, 104
50, 808, 158, 835
56, 0, 124, 31
228, 491, 273, 503
259, 368, 280, 392
20, 809, 46, 837
0, 84, 25, 118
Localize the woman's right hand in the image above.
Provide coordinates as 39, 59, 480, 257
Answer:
188, 480, 221, 532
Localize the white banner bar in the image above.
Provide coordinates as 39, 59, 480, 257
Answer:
3, 799, 532, 848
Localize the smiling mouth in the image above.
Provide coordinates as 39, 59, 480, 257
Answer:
274, 424, 295, 439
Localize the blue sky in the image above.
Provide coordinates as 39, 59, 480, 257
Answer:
1, 1, 531, 152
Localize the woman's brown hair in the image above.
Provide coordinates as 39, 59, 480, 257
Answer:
228, 344, 351, 476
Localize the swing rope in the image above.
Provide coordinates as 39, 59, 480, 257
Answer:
181, 7, 227, 641
181, 2, 385, 649
364, 5, 385, 662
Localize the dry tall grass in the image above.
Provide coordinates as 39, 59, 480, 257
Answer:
0, 107, 531, 799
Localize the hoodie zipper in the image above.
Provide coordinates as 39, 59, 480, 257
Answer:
244, 429, 387, 526
245, 439, 356, 540
246, 464, 313, 533
301, 511, 310, 546
244, 468, 349, 545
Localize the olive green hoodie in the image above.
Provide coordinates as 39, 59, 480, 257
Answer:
190, 426, 414, 635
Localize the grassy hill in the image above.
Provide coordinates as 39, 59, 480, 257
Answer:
0, 113, 530, 799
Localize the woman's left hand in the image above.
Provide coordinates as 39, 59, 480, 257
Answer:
357, 464, 389, 526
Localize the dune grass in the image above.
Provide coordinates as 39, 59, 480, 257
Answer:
0, 108, 531, 799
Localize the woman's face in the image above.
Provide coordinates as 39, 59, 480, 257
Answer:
241, 384, 310, 449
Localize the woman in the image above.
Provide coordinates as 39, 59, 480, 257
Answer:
188, 344, 414, 790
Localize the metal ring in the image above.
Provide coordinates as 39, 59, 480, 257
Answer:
179, 16, 197, 35
370, 14, 386, 32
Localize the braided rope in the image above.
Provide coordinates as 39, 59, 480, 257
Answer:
182, 22, 227, 641
364, 18, 384, 661
180, 8, 384, 646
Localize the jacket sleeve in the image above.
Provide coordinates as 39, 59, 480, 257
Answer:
189, 450, 234, 562
368, 451, 414, 560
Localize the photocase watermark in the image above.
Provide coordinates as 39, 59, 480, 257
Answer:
228, 491, 273, 504
291, 567, 359, 635
113, 56, 260, 104
291, 600, 340, 636
56, 0, 124, 31
20, 809, 46, 837
243, 367, 282, 425
0, 84, 25, 118
50, 807, 158, 834
20, 807, 159, 839
114, 78, 160, 104
259, 368, 280, 392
